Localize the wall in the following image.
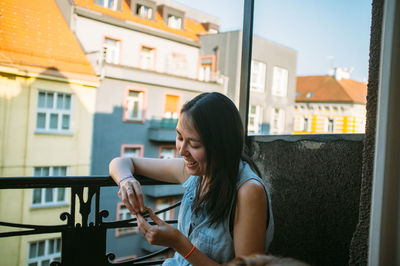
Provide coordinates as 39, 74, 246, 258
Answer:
249, 134, 364, 266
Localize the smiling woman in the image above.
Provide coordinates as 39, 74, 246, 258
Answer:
109, 92, 274, 265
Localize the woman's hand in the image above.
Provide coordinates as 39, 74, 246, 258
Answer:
136, 208, 181, 248
118, 177, 146, 214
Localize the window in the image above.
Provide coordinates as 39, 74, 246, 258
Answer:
36, 91, 72, 133
121, 145, 143, 158
103, 37, 120, 64
248, 105, 262, 134
96, 0, 119, 10
159, 146, 177, 159
116, 204, 137, 236
28, 238, 61, 266
164, 94, 179, 119
167, 15, 182, 29
136, 4, 153, 19
140, 46, 155, 70
250, 60, 266, 91
326, 118, 335, 133
271, 66, 288, 97
306, 92, 314, 98
167, 53, 187, 76
270, 108, 285, 134
155, 197, 174, 221
303, 117, 311, 132
124, 90, 144, 122
32, 167, 68, 207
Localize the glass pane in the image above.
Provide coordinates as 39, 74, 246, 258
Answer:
56, 238, 61, 252
36, 113, 46, 129
48, 239, 54, 254
38, 92, 46, 108
45, 188, 53, 202
42, 260, 50, 266
57, 188, 65, 202
56, 94, 63, 109
28, 263, 37, 266
62, 115, 70, 130
42, 167, 49, 176
64, 95, 71, 110
46, 93, 54, 108
38, 241, 45, 256
34, 167, 41, 176
29, 242, 37, 258
50, 114, 58, 129
52, 167, 59, 176
59, 167, 67, 176
33, 189, 42, 204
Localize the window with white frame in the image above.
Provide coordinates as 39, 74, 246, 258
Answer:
96, 0, 119, 10
167, 15, 182, 29
270, 108, 285, 134
159, 147, 177, 159
136, 4, 153, 19
125, 90, 144, 121
27, 238, 61, 266
116, 204, 137, 235
32, 167, 68, 207
103, 38, 120, 64
36, 91, 72, 133
155, 198, 174, 221
199, 63, 211, 82
122, 146, 142, 158
140, 46, 155, 70
250, 60, 266, 91
327, 118, 335, 133
248, 105, 262, 134
271, 66, 288, 97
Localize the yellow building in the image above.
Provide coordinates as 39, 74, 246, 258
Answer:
0, 0, 98, 265
293, 75, 367, 134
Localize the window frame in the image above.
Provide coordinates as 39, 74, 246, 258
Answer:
139, 45, 156, 70
31, 166, 68, 208
163, 93, 180, 119
115, 203, 138, 237
198, 55, 216, 82
271, 66, 289, 97
102, 36, 121, 64
123, 88, 146, 123
120, 144, 144, 158
27, 238, 61, 266
248, 105, 262, 134
270, 107, 285, 134
250, 60, 266, 92
159, 145, 178, 159
35, 90, 73, 134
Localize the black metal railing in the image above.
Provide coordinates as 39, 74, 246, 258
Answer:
0, 176, 180, 265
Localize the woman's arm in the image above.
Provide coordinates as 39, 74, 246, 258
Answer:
233, 179, 268, 256
109, 156, 189, 214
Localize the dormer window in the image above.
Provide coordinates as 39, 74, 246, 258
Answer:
136, 4, 153, 19
168, 15, 182, 29
96, 0, 120, 11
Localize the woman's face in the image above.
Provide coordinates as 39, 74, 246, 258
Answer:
176, 114, 207, 176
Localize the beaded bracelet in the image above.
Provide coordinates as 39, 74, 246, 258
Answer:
183, 244, 196, 259
118, 174, 134, 187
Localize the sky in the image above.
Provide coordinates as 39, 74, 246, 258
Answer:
174, 0, 372, 82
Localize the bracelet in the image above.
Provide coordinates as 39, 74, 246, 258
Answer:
183, 244, 196, 259
118, 174, 134, 187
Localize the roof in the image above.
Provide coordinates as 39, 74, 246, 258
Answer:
0, 0, 97, 81
72, 0, 208, 41
296, 75, 367, 104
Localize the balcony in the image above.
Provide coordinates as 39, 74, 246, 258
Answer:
0, 134, 364, 266
148, 118, 178, 142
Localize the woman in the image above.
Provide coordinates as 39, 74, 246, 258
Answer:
109, 92, 274, 265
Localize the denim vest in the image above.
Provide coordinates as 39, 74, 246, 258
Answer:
163, 161, 274, 266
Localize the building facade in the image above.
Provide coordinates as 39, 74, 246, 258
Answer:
0, 0, 98, 265
55, 0, 224, 260
294, 73, 367, 134
199, 31, 297, 135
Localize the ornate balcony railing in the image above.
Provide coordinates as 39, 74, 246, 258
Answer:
0, 176, 180, 265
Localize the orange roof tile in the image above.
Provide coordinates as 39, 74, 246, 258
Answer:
72, 0, 207, 41
296, 76, 367, 104
0, 0, 96, 79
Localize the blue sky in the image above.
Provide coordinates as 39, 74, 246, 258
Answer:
174, 0, 372, 82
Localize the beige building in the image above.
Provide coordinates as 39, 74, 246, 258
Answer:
0, 0, 98, 265
294, 72, 367, 134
